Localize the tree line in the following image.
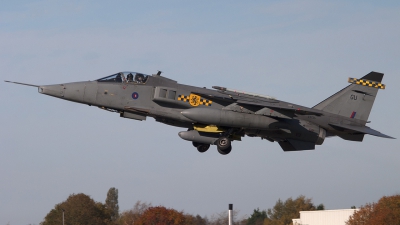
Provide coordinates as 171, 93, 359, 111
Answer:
39, 187, 400, 225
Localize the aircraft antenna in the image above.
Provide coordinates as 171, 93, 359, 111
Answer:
4, 80, 39, 87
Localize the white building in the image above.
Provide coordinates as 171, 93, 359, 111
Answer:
292, 209, 358, 225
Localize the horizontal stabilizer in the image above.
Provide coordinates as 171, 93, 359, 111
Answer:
278, 139, 315, 151
329, 123, 395, 139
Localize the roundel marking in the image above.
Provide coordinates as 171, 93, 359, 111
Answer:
132, 92, 139, 99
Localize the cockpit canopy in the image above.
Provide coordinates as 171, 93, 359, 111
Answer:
97, 72, 149, 84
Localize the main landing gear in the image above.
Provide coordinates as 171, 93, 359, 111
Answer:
192, 136, 232, 155
192, 142, 210, 153
216, 136, 232, 155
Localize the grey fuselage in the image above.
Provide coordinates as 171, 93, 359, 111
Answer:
34, 71, 393, 152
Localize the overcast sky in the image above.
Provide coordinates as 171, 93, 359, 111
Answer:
1, 1, 400, 224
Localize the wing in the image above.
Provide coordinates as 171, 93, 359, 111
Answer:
192, 89, 324, 117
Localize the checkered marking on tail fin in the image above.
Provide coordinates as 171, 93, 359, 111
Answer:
348, 78, 386, 89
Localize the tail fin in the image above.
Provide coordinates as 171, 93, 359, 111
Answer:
313, 72, 385, 124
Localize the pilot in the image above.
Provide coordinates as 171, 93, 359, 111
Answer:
115, 74, 122, 82
127, 73, 134, 82
135, 74, 144, 83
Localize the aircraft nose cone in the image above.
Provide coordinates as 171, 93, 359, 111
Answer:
63, 82, 86, 102
38, 82, 94, 104
38, 84, 65, 97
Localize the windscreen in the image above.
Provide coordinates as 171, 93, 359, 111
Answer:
97, 72, 150, 84
97, 73, 123, 83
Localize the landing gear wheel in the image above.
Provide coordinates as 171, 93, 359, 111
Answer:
217, 145, 232, 155
192, 142, 200, 147
216, 137, 231, 151
197, 144, 210, 153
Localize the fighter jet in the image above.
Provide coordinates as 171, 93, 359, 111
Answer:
5, 71, 394, 155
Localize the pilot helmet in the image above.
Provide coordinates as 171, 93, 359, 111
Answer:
127, 74, 133, 80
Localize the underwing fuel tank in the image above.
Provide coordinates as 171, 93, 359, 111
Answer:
181, 108, 284, 130
178, 130, 219, 145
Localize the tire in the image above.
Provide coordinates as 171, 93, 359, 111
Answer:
197, 144, 210, 153
216, 137, 231, 151
192, 142, 200, 147
217, 145, 232, 155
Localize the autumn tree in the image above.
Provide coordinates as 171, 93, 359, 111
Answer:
118, 201, 152, 225
134, 206, 188, 225
119, 202, 213, 225
247, 208, 268, 225
193, 214, 209, 225
41, 193, 111, 225
209, 211, 230, 225
346, 194, 400, 225
264, 195, 321, 225
106, 187, 119, 221
184, 214, 209, 225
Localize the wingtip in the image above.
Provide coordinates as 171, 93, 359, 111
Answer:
378, 133, 395, 139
